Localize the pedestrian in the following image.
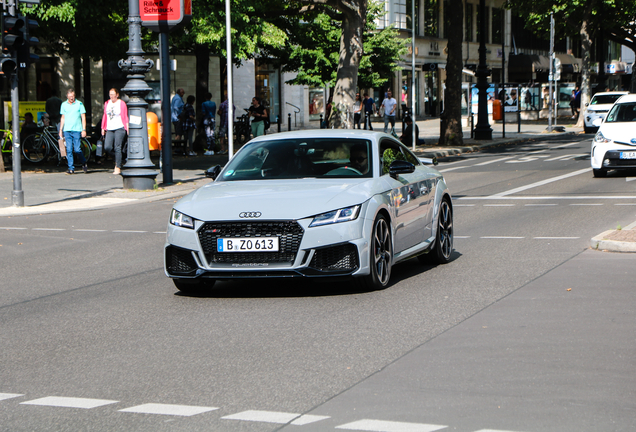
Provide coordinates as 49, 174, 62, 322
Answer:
58, 88, 88, 174
379, 90, 397, 133
399, 116, 419, 147
171, 88, 185, 141
574, 86, 581, 118
525, 88, 535, 110
45, 92, 62, 130
100, 88, 128, 175
362, 93, 375, 130
353, 93, 363, 129
181, 95, 197, 156
217, 96, 234, 155
201, 92, 216, 156
20, 112, 37, 140
323, 94, 333, 129
569, 90, 577, 118
249, 96, 268, 138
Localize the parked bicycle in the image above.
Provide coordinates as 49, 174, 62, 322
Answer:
233, 108, 251, 145
22, 126, 91, 165
0, 128, 14, 164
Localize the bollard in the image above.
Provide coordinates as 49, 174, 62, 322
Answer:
288, 113, 292, 131
277, 115, 281, 132
320, 114, 324, 129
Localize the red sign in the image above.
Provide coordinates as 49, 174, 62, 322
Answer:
140, 0, 192, 32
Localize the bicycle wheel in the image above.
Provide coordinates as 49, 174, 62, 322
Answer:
22, 134, 48, 163
80, 138, 91, 163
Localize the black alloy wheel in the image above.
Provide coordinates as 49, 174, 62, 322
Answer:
359, 214, 392, 290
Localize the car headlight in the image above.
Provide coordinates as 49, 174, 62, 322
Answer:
170, 209, 195, 229
594, 131, 611, 144
310, 205, 360, 227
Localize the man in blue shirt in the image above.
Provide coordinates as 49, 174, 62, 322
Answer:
58, 89, 87, 174
362, 93, 376, 130
201, 92, 217, 156
171, 88, 185, 140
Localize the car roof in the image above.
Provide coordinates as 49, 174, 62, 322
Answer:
592, 91, 629, 97
247, 129, 393, 144
614, 94, 636, 104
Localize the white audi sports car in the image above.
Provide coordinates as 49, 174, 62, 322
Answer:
591, 94, 636, 177
165, 130, 453, 293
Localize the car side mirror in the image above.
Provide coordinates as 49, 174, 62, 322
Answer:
585, 102, 589, 107
389, 160, 415, 179
205, 165, 222, 180
592, 118, 603, 127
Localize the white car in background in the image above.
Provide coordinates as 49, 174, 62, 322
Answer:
584, 91, 628, 134
591, 94, 636, 177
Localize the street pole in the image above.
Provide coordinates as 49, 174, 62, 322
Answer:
226, 0, 234, 158
8, 0, 23, 207
473, 0, 492, 140
119, 0, 159, 189
411, 0, 416, 151
159, 32, 173, 184
548, 13, 554, 132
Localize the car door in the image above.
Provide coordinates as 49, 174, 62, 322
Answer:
378, 138, 430, 253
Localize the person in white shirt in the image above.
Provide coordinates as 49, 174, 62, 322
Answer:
100, 88, 129, 175
379, 90, 397, 133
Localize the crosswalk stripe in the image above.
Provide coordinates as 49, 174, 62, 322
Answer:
221, 410, 329, 425
0, 393, 23, 401
20, 396, 118, 409
336, 419, 447, 432
119, 403, 218, 416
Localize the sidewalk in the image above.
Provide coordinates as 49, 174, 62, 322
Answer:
1, 117, 634, 252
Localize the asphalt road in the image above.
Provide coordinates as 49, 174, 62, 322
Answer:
0, 135, 634, 432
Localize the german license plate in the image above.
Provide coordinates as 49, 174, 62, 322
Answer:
620, 152, 636, 159
217, 237, 279, 252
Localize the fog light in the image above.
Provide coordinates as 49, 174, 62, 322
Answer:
603, 159, 610, 167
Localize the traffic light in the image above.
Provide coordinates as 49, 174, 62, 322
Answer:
553, 57, 562, 81
17, 17, 38, 69
422, 63, 438, 72
1, 13, 24, 75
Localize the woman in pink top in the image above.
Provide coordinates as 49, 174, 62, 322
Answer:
101, 88, 129, 175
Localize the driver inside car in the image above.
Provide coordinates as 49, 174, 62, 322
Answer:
348, 143, 369, 174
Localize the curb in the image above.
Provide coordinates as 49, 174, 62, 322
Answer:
590, 231, 636, 253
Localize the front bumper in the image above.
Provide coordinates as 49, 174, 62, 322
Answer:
592, 143, 636, 170
164, 216, 371, 280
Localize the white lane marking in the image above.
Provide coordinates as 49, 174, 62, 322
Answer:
487, 168, 592, 198
544, 153, 587, 161
525, 203, 558, 206
475, 429, 528, 432
615, 203, 636, 205
626, 177, 636, 182
473, 156, 515, 166
119, 403, 218, 416
222, 410, 296, 423
481, 236, 525, 239
0, 393, 23, 401
73, 229, 107, 232
569, 203, 603, 206
438, 166, 469, 173
552, 141, 584, 149
291, 414, 332, 425
20, 396, 118, 409
484, 204, 515, 207
112, 230, 148, 233
534, 237, 580, 240
454, 236, 471, 239
153, 231, 167, 234
31, 228, 66, 231
336, 419, 447, 432
0, 227, 27, 230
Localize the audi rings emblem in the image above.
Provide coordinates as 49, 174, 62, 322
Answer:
631, 138, 636, 145
239, 212, 262, 218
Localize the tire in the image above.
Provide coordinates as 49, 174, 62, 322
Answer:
358, 214, 392, 290
593, 168, 607, 178
173, 278, 216, 295
420, 198, 454, 265
22, 134, 47, 163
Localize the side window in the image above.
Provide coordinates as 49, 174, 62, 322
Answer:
379, 139, 406, 175
400, 145, 420, 166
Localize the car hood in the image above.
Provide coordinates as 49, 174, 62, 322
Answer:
600, 123, 636, 142
587, 104, 613, 112
174, 179, 381, 221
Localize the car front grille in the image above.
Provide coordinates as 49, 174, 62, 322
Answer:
198, 221, 304, 265
165, 246, 198, 275
309, 243, 359, 273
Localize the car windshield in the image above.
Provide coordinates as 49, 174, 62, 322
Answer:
590, 94, 624, 105
605, 102, 636, 123
217, 138, 374, 181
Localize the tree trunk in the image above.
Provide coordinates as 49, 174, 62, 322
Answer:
330, 0, 366, 129
575, 1, 595, 128
439, 0, 463, 146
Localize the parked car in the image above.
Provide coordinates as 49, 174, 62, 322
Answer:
164, 130, 454, 293
591, 94, 636, 177
584, 91, 628, 134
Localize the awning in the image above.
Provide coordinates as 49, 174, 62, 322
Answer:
556, 53, 581, 74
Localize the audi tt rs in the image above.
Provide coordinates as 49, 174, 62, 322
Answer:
164, 130, 454, 293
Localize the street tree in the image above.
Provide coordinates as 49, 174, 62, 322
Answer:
439, 0, 463, 146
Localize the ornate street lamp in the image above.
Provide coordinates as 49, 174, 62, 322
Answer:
119, 0, 159, 189
473, 0, 492, 140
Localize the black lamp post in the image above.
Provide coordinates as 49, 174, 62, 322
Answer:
119, 0, 159, 189
473, 0, 492, 140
